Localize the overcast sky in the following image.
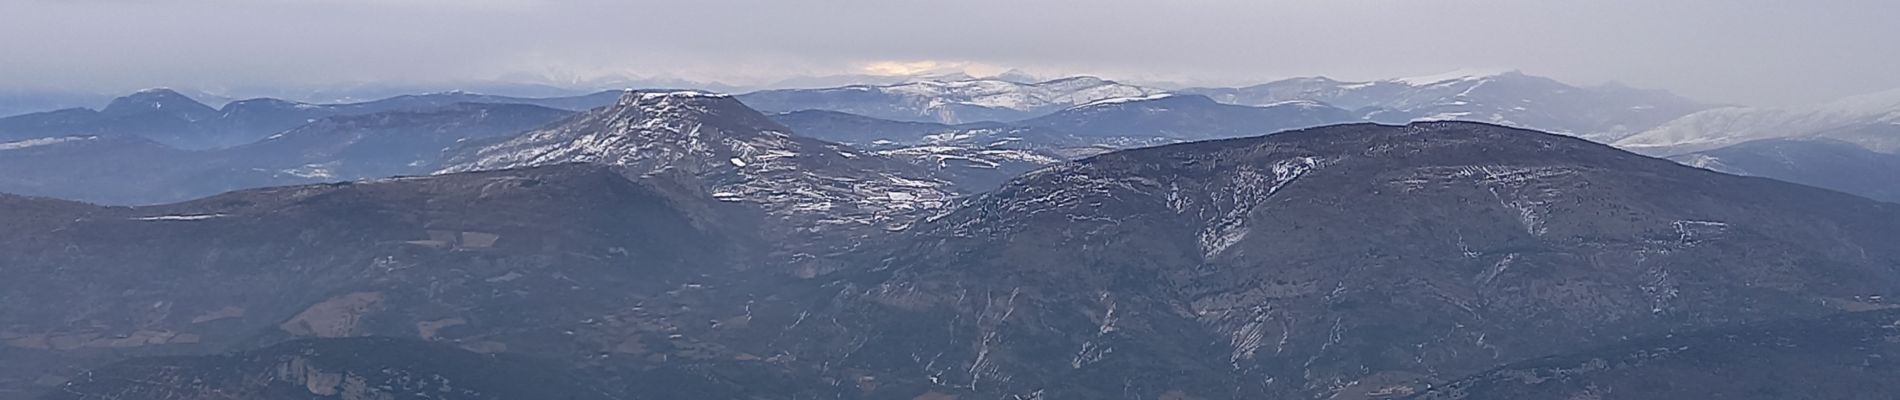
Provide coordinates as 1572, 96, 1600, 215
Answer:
2, 0, 1896, 106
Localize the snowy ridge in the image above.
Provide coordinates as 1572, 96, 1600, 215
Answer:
131, 213, 226, 221
880, 77, 1162, 111
0, 136, 97, 150
631, 90, 730, 101
1071, 93, 1175, 109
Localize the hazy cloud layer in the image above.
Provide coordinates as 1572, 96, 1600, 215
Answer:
3, 0, 1896, 105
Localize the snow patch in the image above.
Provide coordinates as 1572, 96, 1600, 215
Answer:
132, 213, 226, 221
0, 136, 96, 150
1073, 93, 1174, 108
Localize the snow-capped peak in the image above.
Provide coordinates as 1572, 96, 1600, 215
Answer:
440, 89, 954, 232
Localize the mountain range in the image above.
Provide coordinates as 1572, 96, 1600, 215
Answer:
0, 88, 618, 149
0, 70, 1714, 151
0, 102, 576, 205
0, 86, 1365, 204
766, 93, 1362, 191
7, 70, 1900, 400
9, 117, 1900, 399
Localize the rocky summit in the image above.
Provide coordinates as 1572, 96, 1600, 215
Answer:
439, 90, 961, 262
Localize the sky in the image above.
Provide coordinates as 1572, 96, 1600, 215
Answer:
2, 0, 1897, 106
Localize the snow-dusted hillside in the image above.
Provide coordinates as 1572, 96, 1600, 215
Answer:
1616, 88, 1900, 155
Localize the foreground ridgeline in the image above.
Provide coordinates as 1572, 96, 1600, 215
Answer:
45, 337, 623, 400
1407, 309, 1900, 400
7, 121, 1900, 399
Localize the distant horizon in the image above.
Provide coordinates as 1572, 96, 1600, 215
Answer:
10, 66, 1879, 114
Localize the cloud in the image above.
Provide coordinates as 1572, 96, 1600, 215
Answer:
855, 61, 1009, 77
858, 61, 953, 76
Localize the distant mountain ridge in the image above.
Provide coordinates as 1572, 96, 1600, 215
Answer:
0, 102, 575, 204
738, 70, 1706, 143
770, 93, 1361, 190
1181, 69, 1709, 142
1671, 138, 1900, 203
737, 76, 1167, 124
0, 88, 619, 149
1617, 88, 1900, 155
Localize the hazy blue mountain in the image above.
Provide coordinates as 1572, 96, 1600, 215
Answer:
1672, 138, 1900, 202
0, 91, 110, 119
0, 89, 617, 149
1014, 94, 1358, 141
0, 103, 574, 205
769, 94, 1360, 191
767, 109, 976, 146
